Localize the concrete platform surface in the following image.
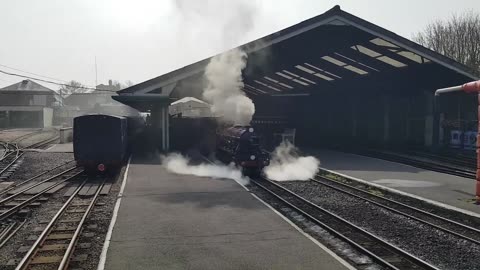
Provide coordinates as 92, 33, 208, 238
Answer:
42, 143, 73, 153
314, 149, 480, 214
103, 157, 351, 270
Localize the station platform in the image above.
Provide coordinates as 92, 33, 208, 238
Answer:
100, 156, 352, 270
312, 149, 480, 214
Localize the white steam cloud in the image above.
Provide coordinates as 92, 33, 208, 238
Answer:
161, 153, 250, 186
264, 141, 320, 181
202, 48, 255, 125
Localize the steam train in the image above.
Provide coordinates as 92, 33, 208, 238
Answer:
216, 126, 270, 176
73, 114, 145, 174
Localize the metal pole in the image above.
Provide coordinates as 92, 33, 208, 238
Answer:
433, 94, 440, 148
434, 85, 462, 96
435, 80, 480, 203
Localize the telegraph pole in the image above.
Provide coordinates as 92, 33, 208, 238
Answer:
95, 56, 98, 87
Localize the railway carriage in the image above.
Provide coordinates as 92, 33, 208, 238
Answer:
73, 114, 144, 174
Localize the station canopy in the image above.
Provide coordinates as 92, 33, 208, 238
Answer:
113, 5, 479, 112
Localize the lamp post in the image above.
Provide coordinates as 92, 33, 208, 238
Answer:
435, 80, 480, 203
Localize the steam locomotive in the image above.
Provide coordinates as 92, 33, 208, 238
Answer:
216, 126, 270, 176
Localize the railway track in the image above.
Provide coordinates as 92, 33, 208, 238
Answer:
0, 160, 75, 197
405, 150, 476, 169
0, 142, 11, 160
0, 130, 60, 182
0, 143, 22, 181
0, 167, 84, 221
358, 149, 476, 179
251, 177, 438, 270
311, 174, 480, 245
15, 178, 104, 270
0, 219, 27, 248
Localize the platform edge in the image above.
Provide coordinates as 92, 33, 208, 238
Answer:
97, 155, 132, 270
321, 167, 480, 219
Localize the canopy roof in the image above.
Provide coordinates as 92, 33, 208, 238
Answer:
114, 5, 478, 111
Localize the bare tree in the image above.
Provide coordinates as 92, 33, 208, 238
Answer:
124, 80, 134, 88
414, 11, 480, 75
112, 80, 135, 90
59, 80, 88, 98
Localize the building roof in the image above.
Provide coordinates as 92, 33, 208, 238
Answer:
115, 5, 479, 111
170, 97, 209, 106
0, 79, 55, 93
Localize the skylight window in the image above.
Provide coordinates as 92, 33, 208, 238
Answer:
265, 76, 294, 89
370, 38, 399, 48
322, 56, 347, 66
352, 45, 382, 57
292, 79, 309, 86
304, 63, 323, 71
313, 73, 334, 81
304, 63, 342, 79
244, 84, 266, 94
344, 65, 368, 75
266, 85, 282, 92
352, 43, 410, 69
278, 82, 294, 89
335, 53, 379, 72
322, 56, 368, 75
397, 51, 422, 63
295, 64, 334, 81
377, 56, 407, 67
283, 70, 300, 77
276, 72, 293, 80
283, 70, 316, 84
264, 77, 278, 83
254, 80, 282, 92
299, 77, 316, 84
295, 65, 315, 74
397, 51, 430, 64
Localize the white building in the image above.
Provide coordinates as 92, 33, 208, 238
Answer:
169, 97, 213, 118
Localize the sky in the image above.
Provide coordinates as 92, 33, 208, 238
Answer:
0, 0, 478, 90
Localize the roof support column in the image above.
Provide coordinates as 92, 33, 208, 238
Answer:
161, 106, 166, 151
425, 92, 435, 147
162, 106, 169, 151
405, 98, 411, 141
5, 111, 10, 128
383, 96, 390, 143
351, 98, 357, 138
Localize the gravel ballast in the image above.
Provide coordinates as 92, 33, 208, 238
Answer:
0, 151, 124, 270
275, 180, 480, 270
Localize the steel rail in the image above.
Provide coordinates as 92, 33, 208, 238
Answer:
22, 135, 60, 150
0, 142, 9, 161
58, 179, 105, 270
0, 222, 15, 242
0, 166, 79, 205
15, 179, 88, 270
0, 169, 84, 221
0, 219, 27, 248
0, 152, 23, 176
0, 160, 75, 196
311, 175, 480, 245
251, 177, 439, 270
360, 150, 476, 179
